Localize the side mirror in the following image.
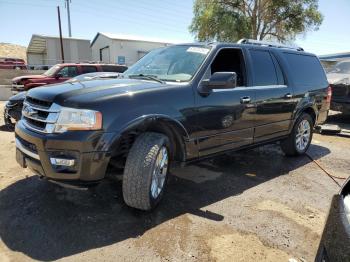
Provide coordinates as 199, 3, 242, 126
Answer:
55, 73, 63, 79
199, 72, 237, 94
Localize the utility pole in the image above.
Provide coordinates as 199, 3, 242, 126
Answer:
57, 6, 65, 63
65, 0, 72, 37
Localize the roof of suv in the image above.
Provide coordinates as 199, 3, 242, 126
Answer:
175, 41, 312, 56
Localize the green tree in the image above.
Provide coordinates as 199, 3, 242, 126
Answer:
190, 0, 323, 42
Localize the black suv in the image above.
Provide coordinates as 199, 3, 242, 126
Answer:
15, 40, 330, 210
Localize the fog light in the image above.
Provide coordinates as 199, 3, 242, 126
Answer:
50, 158, 75, 167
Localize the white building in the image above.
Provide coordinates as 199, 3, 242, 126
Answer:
91, 32, 172, 66
26, 34, 91, 67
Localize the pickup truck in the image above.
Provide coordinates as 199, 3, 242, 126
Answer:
15, 40, 330, 211
327, 60, 350, 114
0, 57, 26, 70
11, 63, 127, 93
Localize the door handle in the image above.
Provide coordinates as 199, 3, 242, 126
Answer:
240, 96, 251, 104
285, 93, 293, 99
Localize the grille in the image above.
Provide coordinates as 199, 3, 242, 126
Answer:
26, 96, 52, 108
22, 97, 60, 133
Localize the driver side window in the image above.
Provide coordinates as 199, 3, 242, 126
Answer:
205, 48, 246, 86
58, 66, 78, 77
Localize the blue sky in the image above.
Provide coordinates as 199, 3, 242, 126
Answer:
0, 0, 349, 55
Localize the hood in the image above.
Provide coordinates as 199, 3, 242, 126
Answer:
27, 78, 170, 105
12, 74, 45, 82
9, 91, 27, 102
327, 73, 350, 85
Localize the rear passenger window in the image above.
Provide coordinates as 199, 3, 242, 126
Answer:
250, 50, 278, 86
82, 66, 97, 73
284, 53, 328, 87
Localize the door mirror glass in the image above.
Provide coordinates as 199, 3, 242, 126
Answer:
199, 72, 237, 94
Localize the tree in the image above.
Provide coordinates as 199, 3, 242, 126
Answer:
189, 0, 323, 42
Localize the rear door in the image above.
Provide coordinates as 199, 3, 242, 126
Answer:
193, 47, 256, 157
247, 49, 296, 142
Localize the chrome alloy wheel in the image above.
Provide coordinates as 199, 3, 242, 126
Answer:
150, 146, 168, 199
296, 119, 311, 152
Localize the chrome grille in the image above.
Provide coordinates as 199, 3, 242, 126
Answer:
22, 96, 60, 133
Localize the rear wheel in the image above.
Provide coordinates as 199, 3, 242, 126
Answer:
281, 113, 313, 156
122, 132, 170, 210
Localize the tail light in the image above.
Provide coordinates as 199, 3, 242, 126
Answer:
326, 85, 332, 104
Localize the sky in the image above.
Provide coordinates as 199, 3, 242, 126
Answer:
0, 0, 349, 55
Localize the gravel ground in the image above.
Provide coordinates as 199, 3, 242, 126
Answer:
0, 101, 349, 262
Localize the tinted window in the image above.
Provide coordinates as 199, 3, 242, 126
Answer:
250, 50, 278, 86
271, 54, 285, 85
101, 65, 128, 73
82, 66, 97, 73
284, 53, 328, 87
58, 66, 78, 77
209, 48, 246, 86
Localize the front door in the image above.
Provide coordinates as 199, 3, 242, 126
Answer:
246, 49, 296, 142
193, 48, 256, 157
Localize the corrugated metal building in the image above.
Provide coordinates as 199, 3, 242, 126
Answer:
26, 34, 91, 67
91, 32, 171, 66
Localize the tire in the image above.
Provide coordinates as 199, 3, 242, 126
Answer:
122, 132, 170, 210
281, 113, 314, 156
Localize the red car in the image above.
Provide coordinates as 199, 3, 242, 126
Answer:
11, 63, 127, 93
0, 57, 27, 70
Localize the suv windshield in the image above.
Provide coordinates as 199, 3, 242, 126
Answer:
42, 65, 60, 76
330, 61, 350, 74
123, 45, 210, 82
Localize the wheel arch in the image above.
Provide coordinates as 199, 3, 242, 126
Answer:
110, 115, 189, 164
293, 104, 317, 126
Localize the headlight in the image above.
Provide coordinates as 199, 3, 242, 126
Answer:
54, 107, 102, 133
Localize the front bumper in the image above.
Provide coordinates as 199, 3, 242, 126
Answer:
15, 120, 117, 185
315, 195, 350, 262
4, 102, 22, 122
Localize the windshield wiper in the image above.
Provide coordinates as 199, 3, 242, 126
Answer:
128, 74, 165, 84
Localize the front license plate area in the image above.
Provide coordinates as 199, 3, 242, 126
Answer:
16, 149, 27, 168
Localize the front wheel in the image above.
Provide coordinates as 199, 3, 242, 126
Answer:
122, 132, 170, 210
281, 113, 314, 156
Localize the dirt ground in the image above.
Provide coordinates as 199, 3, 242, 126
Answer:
0, 101, 349, 262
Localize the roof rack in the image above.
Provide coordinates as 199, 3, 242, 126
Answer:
237, 39, 304, 51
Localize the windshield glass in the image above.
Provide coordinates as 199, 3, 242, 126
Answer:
330, 61, 350, 74
123, 45, 210, 82
43, 65, 60, 76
